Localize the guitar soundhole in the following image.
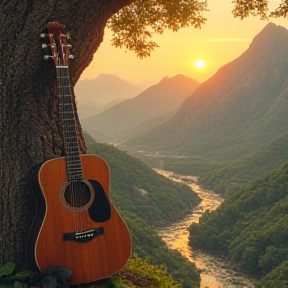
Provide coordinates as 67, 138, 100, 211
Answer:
60, 179, 95, 212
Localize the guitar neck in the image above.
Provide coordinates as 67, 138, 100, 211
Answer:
56, 66, 83, 181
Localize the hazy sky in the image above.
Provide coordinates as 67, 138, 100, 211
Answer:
79, 0, 288, 85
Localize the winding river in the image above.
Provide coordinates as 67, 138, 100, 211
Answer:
154, 169, 255, 288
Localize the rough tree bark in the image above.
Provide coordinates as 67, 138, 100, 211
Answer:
0, 0, 133, 268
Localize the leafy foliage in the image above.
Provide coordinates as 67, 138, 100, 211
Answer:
123, 253, 181, 287
254, 260, 288, 287
107, 0, 288, 58
232, 0, 288, 19
108, 0, 208, 58
188, 161, 288, 284
232, 0, 269, 19
0, 263, 72, 288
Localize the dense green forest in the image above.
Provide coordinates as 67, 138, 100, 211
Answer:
84, 133, 201, 287
164, 131, 288, 197
188, 162, 288, 287
85, 133, 200, 224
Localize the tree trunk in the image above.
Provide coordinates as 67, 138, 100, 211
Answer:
0, 0, 133, 268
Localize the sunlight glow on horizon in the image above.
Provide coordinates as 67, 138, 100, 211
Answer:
78, 0, 288, 92
194, 60, 206, 69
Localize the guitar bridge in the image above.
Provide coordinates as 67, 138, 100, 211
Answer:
63, 227, 104, 243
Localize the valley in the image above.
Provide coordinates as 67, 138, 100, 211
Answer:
78, 23, 288, 287
155, 169, 255, 288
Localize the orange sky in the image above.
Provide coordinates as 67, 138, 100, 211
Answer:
79, 0, 288, 85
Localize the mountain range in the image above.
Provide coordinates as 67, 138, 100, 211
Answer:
81, 75, 200, 140
125, 23, 288, 160
75, 73, 144, 104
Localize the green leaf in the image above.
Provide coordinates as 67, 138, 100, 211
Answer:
41, 275, 57, 288
0, 263, 16, 277
108, 277, 131, 288
9, 270, 34, 282
43, 265, 72, 279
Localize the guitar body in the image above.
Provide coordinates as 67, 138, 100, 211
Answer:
26, 154, 131, 284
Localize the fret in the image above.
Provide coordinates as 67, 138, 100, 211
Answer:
65, 146, 79, 150
65, 151, 80, 155
67, 166, 83, 171
66, 157, 81, 162
62, 121, 76, 125
59, 94, 73, 97
65, 125, 75, 129
67, 168, 82, 172
65, 142, 79, 146
66, 162, 82, 166
68, 171, 83, 176
57, 85, 71, 88
61, 117, 76, 120
67, 168, 83, 172
60, 113, 74, 116
69, 176, 84, 181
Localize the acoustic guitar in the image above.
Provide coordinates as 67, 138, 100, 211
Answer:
26, 21, 131, 284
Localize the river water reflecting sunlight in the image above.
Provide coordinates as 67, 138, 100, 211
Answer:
154, 169, 255, 288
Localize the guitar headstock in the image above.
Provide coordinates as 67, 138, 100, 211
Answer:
41, 21, 73, 67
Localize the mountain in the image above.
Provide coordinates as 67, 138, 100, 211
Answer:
188, 161, 288, 286
81, 75, 200, 138
119, 109, 177, 140
77, 98, 126, 119
126, 23, 288, 159
75, 74, 143, 104
164, 131, 288, 196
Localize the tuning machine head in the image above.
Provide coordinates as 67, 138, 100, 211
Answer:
40, 33, 48, 38
44, 55, 54, 60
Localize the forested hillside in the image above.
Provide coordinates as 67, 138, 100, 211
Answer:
85, 133, 200, 224
164, 131, 288, 196
188, 162, 288, 286
84, 133, 201, 287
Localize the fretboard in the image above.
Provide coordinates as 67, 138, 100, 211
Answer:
56, 67, 83, 181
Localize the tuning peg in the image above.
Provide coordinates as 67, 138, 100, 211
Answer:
69, 55, 74, 59
40, 33, 48, 38
41, 44, 48, 49
44, 55, 54, 60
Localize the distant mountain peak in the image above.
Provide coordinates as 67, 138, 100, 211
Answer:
158, 74, 199, 86
249, 22, 288, 49
125, 24, 288, 157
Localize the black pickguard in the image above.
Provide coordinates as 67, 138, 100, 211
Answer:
88, 179, 111, 222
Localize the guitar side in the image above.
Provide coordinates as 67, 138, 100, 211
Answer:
26, 154, 131, 284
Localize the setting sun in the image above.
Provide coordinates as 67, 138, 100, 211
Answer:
194, 60, 206, 69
